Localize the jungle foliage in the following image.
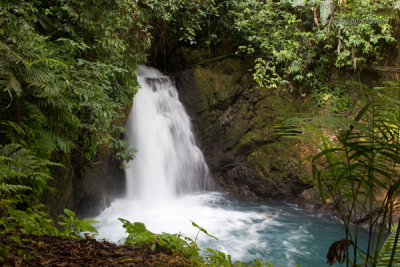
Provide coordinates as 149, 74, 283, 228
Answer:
1, 0, 400, 266
0, 0, 214, 258
119, 218, 273, 266
226, 0, 397, 95
276, 83, 400, 266
310, 85, 400, 266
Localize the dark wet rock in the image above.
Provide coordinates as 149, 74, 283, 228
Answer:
42, 149, 125, 218
174, 56, 314, 201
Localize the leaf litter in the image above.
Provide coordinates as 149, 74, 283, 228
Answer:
1, 234, 193, 266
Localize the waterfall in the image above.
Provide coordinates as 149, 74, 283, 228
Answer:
125, 65, 210, 201
95, 66, 371, 266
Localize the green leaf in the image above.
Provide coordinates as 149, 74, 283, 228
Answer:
191, 221, 218, 240
132, 222, 147, 234
63, 208, 76, 218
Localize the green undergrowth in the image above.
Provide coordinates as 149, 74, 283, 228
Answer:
1, 207, 275, 266
0, 207, 98, 261
310, 84, 352, 113
119, 218, 274, 267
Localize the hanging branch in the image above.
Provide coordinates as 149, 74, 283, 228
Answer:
313, 7, 321, 31
337, 28, 342, 54
327, 2, 335, 35
352, 44, 356, 71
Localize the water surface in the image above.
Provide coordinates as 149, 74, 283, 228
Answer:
95, 66, 369, 267
96, 192, 368, 267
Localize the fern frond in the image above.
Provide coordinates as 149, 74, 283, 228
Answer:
22, 102, 47, 125
0, 143, 22, 157
0, 58, 7, 75
377, 223, 400, 266
36, 129, 58, 153
0, 121, 28, 144
27, 81, 57, 97
30, 172, 52, 180
0, 183, 31, 194
38, 159, 64, 168
56, 135, 73, 153
25, 66, 52, 84
0, 143, 56, 198
0, 73, 22, 96
0, 41, 24, 65
29, 58, 69, 69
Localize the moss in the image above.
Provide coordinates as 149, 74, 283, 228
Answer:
212, 58, 244, 78
249, 148, 272, 182
236, 128, 266, 154
192, 59, 245, 112
225, 105, 253, 149
178, 47, 210, 65
194, 68, 240, 110
184, 56, 314, 198
239, 104, 251, 118
205, 110, 223, 129
248, 141, 301, 185
42, 158, 74, 217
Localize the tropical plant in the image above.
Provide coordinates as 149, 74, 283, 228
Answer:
277, 82, 400, 266
58, 209, 98, 238
376, 223, 400, 266
0, 201, 60, 261
227, 0, 396, 94
0, 144, 60, 204
0, 1, 146, 257
0, 1, 219, 255
311, 84, 352, 113
119, 218, 273, 266
119, 218, 204, 261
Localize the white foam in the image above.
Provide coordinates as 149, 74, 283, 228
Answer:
95, 192, 273, 261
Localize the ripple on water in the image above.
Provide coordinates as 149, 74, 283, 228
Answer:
95, 192, 370, 267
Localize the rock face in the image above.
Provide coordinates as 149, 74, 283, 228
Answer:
72, 150, 126, 217
43, 145, 126, 218
44, 55, 315, 217
43, 102, 134, 218
175, 56, 314, 200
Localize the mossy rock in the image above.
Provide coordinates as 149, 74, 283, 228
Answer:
177, 47, 211, 65
211, 58, 244, 77
248, 141, 301, 185
236, 127, 272, 155
192, 60, 244, 111
225, 105, 253, 149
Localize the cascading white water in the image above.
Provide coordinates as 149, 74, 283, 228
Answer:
95, 66, 370, 266
125, 66, 209, 201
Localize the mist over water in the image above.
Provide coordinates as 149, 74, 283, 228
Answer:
95, 66, 369, 266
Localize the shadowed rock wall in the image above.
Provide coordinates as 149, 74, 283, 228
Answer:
43, 149, 125, 218
174, 56, 314, 200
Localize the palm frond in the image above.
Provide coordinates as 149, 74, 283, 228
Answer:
394, 0, 400, 11
377, 223, 400, 266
